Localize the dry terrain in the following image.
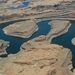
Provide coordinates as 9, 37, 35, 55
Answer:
0, 40, 9, 55
71, 37, 75, 45
46, 20, 71, 42
0, 0, 75, 75
0, 0, 75, 23
0, 36, 73, 75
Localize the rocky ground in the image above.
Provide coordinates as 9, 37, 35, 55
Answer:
3, 20, 71, 39
0, 40, 9, 55
0, 0, 75, 75
0, 36, 73, 75
0, 0, 75, 23
46, 20, 71, 42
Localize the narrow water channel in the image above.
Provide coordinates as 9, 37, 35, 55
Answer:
0, 20, 51, 55
51, 21, 75, 68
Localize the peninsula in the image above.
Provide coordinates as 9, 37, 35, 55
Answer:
46, 20, 71, 42
3, 19, 38, 38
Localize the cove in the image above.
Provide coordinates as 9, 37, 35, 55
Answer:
51, 21, 75, 68
10, 2, 29, 10
0, 20, 51, 55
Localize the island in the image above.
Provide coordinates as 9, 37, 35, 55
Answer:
3, 19, 38, 38
0, 40, 9, 55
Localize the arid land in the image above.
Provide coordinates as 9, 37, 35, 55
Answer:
0, 36, 73, 75
3, 19, 38, 38
0, 40, 9, 55
0, 0, 75, 75
0, 0, 75, 23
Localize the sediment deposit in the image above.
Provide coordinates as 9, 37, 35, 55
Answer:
3, 19, 38, 38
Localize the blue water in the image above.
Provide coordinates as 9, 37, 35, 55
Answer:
51, 21, 75, 68
10, 2, 29, 10
18, 2, 29, 8
0, 20, 51, 55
